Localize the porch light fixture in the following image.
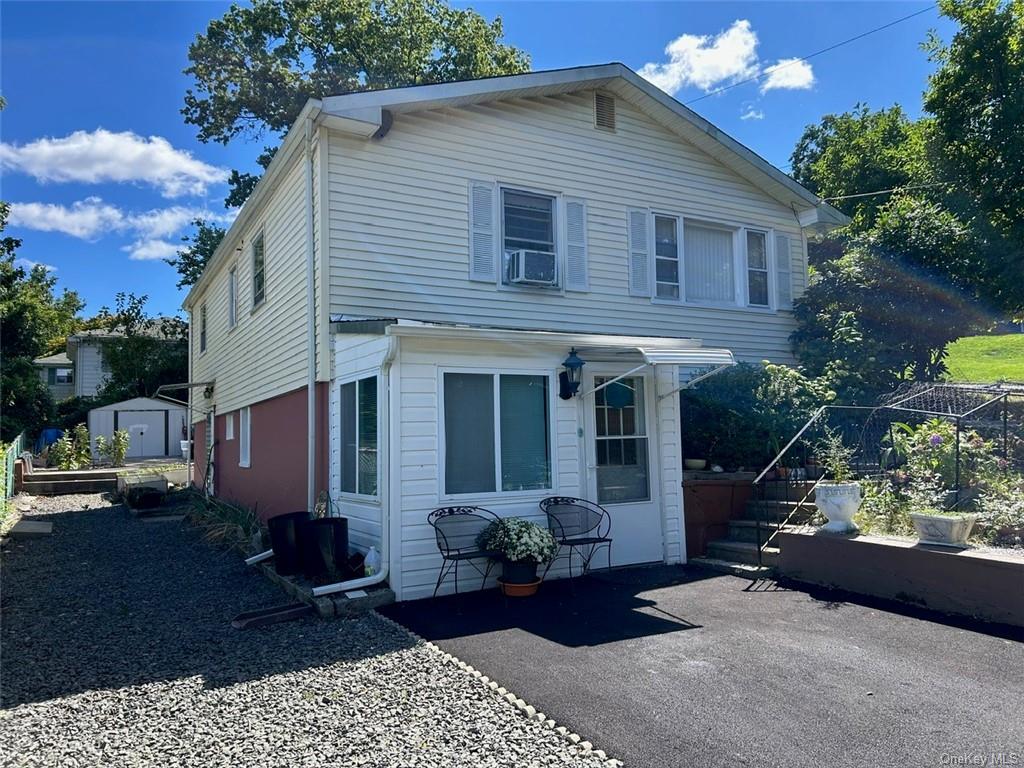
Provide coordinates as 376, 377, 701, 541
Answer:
559, 347, 585, 400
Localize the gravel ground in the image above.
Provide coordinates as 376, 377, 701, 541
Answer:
0, 494, 611, 768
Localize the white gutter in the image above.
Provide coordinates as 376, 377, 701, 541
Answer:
311, 334, 398, 597
304, 111, 319, 511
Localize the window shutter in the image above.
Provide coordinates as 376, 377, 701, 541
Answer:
627, 208, 651, 297
468, 180, 497, 282
47, 367, 56, 385
564, 198, 589, 291
775, 233, 793, 309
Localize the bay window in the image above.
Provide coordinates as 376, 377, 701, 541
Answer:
443, 372, 551, 495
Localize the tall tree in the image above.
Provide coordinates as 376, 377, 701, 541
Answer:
924, 0, 1024, 315
166, 218, 227, 289
0, 203, 84, 440
183, 0, 530, 206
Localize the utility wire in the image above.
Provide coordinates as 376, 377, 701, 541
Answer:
822, 181, 954, 202
685, 3, 938, 106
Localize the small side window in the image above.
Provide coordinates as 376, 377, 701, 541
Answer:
225, 412, 235, 441
199, 303, 208, 352
228, 267, 238, 328
252, 232, 266, 307
239, 407, 251, 467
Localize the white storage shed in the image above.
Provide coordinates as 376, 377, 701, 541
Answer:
88, 397, 188, 459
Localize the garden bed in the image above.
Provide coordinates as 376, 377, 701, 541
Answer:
777, 530, 1024, 628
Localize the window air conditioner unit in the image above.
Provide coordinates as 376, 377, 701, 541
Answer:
508, 249, 557, 286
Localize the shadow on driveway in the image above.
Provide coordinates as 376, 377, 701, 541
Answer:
381, 564, 1024, 768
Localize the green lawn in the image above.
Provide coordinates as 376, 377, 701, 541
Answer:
944, 334, 1024, 383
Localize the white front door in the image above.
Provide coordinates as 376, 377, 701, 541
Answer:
583, 371, 663, 566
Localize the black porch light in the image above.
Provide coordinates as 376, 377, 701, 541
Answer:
560, 347, 585, 399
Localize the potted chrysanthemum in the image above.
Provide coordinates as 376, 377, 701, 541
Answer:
478, 517, 559, 597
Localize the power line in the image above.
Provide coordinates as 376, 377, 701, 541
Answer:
684, 3, 938, 106
822, 181, 954, 202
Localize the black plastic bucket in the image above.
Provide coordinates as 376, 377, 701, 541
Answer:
300, 517, 350, 582
267, 511, 309, 576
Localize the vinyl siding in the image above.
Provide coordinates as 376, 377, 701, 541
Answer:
189, 153, 315, 421
74, 342, 108, 397
326, 91, 807, 362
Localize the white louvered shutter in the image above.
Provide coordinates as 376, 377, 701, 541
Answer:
564, 198, 589, 291
627, 208, 651, 297
774, 233, 793, 309
469, 181, 497, 282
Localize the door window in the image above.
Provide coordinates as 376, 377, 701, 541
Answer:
594, 376, 650, 503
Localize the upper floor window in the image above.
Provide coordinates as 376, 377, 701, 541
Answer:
48, 367, 74, 385
252, 231, 266, 307
745, 230, 769, 307
683, 222, 735, 304
502, 189, 558, 287
228, 267, 238, 328
199, 303, 208, 352
654, 215, 680, 300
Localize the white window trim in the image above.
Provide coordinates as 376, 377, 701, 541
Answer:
497, 183, 567, 295
643, 210, 783, 313
437, 366, 558, 502
238, 406, 251, 468
225, 412, 235, 441
338, 374, 381, 501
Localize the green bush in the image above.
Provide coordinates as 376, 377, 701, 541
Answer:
96, 429, 130, 467
679, 362, 835, 471
49, 423, 93, 470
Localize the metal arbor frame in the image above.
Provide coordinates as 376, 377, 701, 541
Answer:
748, 383, 1018, 566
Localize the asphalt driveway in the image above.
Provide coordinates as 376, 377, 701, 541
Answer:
381, 565, 1024, 767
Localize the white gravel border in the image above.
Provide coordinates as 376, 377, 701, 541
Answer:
374, 612, 623, 768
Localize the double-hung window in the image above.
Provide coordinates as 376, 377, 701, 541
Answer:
501, 189, 557, 286
228, 267, 238, 328
654, 215, 680, 300
339, 376, 378, 496
683, 222, 736, 304
199, 303, 208, 352
745, 230, 769, 307
48, 368, 74, 385
442, 372, 552, 495
252, 231, 266, 307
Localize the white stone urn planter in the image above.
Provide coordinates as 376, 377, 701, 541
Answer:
815, 482, 861, 533
909, 512, 978, 548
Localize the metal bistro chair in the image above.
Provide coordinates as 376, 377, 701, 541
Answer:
539, 497, 613, 580
427, 506, 501, 597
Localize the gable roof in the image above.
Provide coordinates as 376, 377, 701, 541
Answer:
33, 352, 72, 366
185, 63, 847, 308
319, 63, 848, 229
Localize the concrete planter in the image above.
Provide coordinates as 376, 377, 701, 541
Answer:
910, 512, 978, 548
815, 482, 861, 533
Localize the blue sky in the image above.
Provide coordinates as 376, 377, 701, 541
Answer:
1, 1, 953, 318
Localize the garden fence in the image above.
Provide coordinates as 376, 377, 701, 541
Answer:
3, 432, 27, 506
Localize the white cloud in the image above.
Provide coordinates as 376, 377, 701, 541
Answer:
740, 107, 765, 121
760, 58, 815, 92
640, 19, 760, 94
9, 197, 124, 239
0, 129, 228, 198
122, 239, 180, 261
127, 206, 208, 239
14, 257, 56, 272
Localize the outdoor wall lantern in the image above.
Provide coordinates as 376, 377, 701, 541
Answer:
559, 347, 585, 400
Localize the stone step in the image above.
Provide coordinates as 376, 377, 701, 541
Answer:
726, 519, 803, 544
705, 539, 779, 567
22, 477, 118, 496
688, 556, 775, 580
744, 499, 818, 522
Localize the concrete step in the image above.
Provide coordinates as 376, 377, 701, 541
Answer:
22, 477, 117, 496
27, 469, 119, 482
689, 556, 775, 580
705, 539, 779, 567
744, 499, 818, 523
758, 481, 817, 501
726, 519, 803, 544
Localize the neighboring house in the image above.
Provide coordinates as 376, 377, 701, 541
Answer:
66, 330, 115, 398
182, 64, 847, 601
33, 352, 76, 401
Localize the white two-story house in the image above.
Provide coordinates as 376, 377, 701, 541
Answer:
182, 63, 846, 601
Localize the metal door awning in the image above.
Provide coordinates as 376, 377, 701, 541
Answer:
579, 347, 736, 400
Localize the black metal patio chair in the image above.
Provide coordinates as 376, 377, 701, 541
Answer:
539, 496, 613, 580
427, 506, 501, 596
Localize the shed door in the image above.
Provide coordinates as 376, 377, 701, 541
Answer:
117, 410, 167, 458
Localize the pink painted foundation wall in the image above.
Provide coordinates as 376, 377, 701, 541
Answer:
191, 384, 329, 519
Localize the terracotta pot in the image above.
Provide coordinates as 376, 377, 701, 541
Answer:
498, 578, 542, 597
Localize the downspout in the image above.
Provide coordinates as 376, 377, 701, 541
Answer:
304, 112, 319, 511
312, 333, 398, 597
186, 309, 193, 488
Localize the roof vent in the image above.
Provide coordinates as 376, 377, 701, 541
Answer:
594, 92, 616, 132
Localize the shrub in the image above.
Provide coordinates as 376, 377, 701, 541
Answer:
815, 427, 856, 483
680, 362, 835, 471
96, 429, 130, 467
888, 418, 999, 489
976, 479, 1024, 549
477, 517, 558, 564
